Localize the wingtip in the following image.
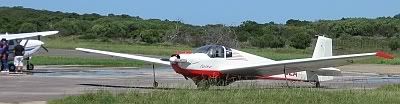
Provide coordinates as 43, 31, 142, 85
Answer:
75, 48, 86, 51
376, 51, 394, 59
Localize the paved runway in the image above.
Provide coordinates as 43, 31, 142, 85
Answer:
0, 65, 400, 103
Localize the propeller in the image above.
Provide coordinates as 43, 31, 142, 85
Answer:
160, 58, 169, 61
160, 54, 180, 62
165, 54, 188, 63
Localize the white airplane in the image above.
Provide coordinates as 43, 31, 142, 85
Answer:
0, 31, 59, 71
76, 36, 393, 88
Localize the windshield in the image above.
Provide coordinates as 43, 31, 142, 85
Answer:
193, 45, 212, 54
193, 45, 226, 58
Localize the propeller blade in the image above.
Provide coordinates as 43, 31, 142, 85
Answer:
41, 45, 49, 52
160, 58, 170, 61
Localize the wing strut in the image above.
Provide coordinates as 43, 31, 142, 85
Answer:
152, 64, 158, 88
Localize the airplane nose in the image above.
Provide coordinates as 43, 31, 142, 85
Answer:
169, 54, 180, 63
169, 54, 187, 63
169, 56, 177, 62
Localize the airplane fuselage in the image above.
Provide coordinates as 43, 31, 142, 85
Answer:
169, 45, 339, 87
6, 39, 44, 60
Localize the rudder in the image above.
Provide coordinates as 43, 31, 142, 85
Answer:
312, 36, 332, 58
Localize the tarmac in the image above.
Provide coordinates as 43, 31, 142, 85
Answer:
0, 64, 399, 103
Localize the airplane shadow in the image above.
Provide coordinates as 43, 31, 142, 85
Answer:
275, 86, 333, 89
78, 83, 179, 90
78, 83, 334, 91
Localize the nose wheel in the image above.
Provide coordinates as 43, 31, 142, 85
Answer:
27, 63, 34, 70
25, 57, 34, 70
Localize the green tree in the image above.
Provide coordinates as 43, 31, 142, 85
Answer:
290, 32, 312, 49
18, 23, 38, 33
394, 13, 400, 19
250, 34, 285, 48
54, 18, 81, 36
388, 38, 400, 51
140, 29, 164, 44
286, 19, 311, 26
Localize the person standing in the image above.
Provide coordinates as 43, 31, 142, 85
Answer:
0, 42, 4, 73
0, 39, 9, 73
14, 44, 24, 73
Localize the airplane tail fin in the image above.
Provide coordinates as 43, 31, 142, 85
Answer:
312, 36, 332, 58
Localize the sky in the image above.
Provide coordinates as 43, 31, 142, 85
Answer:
1, 0, 400, 25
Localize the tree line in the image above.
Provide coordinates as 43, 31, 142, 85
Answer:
1, 6, 400, 50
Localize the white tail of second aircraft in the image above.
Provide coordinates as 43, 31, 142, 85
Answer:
269, 36, 340, 82
312, 36, 332, 58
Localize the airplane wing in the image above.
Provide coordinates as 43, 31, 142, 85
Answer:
0, 31, 59, 40
221, 51, 393, 76
75, 48, 171, 65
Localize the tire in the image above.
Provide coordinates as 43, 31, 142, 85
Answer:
153, 81, 159, 88
315, 81, 321, 88
27, 63, 34, 70
8, 64, 15, 72
196, 79, 210, 90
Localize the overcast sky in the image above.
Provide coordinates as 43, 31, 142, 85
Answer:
1, 0, 400, 25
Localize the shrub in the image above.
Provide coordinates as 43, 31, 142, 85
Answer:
290, 32, 311, 49
388, 38, 400, 51
250, 34, 285, 48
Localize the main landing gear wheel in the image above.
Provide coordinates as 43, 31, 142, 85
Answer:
315, 81, 321, 88
27, 63, 34, 70
153, 81, 158, 88
196, 79, 211, 90
8, 63, 15, 72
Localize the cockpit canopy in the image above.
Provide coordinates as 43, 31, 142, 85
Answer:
193, 45, 232, 58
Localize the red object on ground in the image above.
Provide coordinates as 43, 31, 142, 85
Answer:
376, 51, 394, 59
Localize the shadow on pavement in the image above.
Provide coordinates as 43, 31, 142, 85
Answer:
78, 83, 178, 90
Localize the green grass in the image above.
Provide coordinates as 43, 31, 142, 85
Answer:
43, 37, 312, 60
49, 84, 400, 104
377, 84, 400, 91
42, 37, 400, 66
356, 57, 400, 65
44, 37, 192, 57
355, 51, 400, 65
32, 56, 146, 67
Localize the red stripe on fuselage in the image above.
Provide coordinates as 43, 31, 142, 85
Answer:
171, 63, 303, 81
171, 63, 223, 78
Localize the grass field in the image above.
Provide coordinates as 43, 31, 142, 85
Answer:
40, 37, 400, 66
32, 56, 146, 67
43, 37, 312, 59
43, 37, 192, 57
48, 84, 400, 104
